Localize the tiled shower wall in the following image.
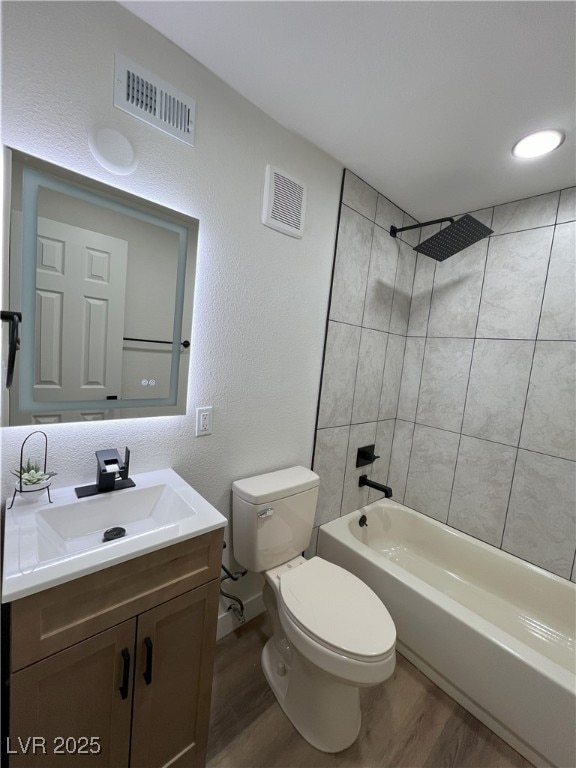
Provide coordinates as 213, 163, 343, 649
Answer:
311, 170, 576, 581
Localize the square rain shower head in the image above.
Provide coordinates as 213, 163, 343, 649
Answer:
415, 214, 494, 261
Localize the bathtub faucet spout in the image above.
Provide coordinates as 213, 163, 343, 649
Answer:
359, 475, 393, 498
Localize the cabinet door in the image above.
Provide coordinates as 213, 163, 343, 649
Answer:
130, 580, 220, 768
9, 620, 136, 767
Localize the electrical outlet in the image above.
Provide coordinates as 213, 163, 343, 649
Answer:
195, 406, 213, 436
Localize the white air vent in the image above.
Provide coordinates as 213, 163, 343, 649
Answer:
262, 166, 306, 238
114, 54, 195, 146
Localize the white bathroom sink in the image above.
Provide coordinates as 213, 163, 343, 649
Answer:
37, 483, 197, 557
2, 468, 227, 602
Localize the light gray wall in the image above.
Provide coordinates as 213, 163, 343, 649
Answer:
312, 170, 576, 581
1, 1, 343, 615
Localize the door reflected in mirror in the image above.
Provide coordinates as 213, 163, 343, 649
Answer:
5, 151, 197, 425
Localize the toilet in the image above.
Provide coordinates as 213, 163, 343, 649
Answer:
232, 466, 396, 753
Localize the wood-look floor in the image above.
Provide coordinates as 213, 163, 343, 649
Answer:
207, 615, 533, 768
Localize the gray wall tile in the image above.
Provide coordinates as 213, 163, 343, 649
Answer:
404, 425, 460, 523
329, 205, 373, 325
427, 240, 487, 338
448, 436, 516, 547
342, 171, 377, 220
465, 208, 494, 228
352, 329, 388, 423
362, 225, 398, 332
416, 337, 473, 432
462, 339, 534, 446
397, 337, 425, 422
556, 187, 576, 224
417, 222, 441, 244
368, 419, 395, 502
389, 242, 416, 335
491, 192, 559, 235
375, 194, 403, 233
503, 450, 576, 578
477, 227, 554, 339
378, 333, 406, 419
387, 419, 414, 503
313, 426, 349, 526
520, 341, 576, 461
341, 422, 377, 515
317, 321, 361, 428
538, 222, 576, 340
407, 253, 435, 336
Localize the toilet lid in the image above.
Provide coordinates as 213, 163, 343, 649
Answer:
279, 557, 396, 661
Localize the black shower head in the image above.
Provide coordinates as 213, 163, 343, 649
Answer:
414, 214, 493, 261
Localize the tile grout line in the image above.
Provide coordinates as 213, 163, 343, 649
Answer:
356, 202, 388, 502
400, 242, 437, 506
343, 168, 420, 225
312, 171, 346, 457
498, 206, 561, 550
446, 231, 492, 527
383, 417, 575, 463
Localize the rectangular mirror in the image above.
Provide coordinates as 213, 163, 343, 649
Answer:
3, 150, 197, 425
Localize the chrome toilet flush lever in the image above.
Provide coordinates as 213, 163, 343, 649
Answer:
258, 507, 274, 519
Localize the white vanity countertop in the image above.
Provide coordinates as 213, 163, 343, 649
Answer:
2, 468, 227, 603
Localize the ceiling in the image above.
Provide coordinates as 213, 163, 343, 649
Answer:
121, 1, 576, 220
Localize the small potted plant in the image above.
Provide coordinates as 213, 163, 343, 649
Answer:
12, 458, 57, 493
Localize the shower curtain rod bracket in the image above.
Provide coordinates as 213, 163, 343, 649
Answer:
390, 216, 455, 238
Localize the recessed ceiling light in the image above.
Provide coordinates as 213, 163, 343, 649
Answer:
512, 130, 565, 159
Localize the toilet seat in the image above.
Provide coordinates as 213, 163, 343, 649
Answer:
278, 557, 396, 662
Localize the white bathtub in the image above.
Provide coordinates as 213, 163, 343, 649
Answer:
318, 500, 576, 768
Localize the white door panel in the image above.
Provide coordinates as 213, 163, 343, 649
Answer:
34, 218, 128, 403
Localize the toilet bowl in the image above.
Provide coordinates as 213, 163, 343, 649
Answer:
232, 466, 397, 752
261, 556, 396, 752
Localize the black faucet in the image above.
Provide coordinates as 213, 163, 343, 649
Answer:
75, 447, 135, 498
358, 474, 393, 498
96, 448, 131, 491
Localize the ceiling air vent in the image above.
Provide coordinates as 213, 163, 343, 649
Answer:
262, 166, 306, 239
114, 54, 195, 146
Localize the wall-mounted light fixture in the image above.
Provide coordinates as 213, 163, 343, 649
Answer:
88, 126, 139, 175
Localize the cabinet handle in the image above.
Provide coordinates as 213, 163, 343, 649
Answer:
119, 648, 130, 700
143, 636, 153, 685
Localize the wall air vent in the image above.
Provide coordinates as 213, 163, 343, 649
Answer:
262, 166, 306, 239
114, 54, 195, 146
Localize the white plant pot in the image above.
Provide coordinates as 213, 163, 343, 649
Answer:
14, 479, 51, 502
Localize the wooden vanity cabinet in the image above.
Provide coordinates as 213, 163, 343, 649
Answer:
8, 529, 223, 768
9, 621, 135, 768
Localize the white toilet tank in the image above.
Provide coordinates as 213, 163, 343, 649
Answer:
232, 466, 319, 572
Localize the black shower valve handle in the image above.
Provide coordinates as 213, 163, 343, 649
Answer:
356, 444, 380, 468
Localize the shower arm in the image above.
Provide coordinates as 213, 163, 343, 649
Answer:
390, 216, 454, 238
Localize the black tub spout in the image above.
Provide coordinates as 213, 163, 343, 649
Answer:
359, 474, 393, 498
